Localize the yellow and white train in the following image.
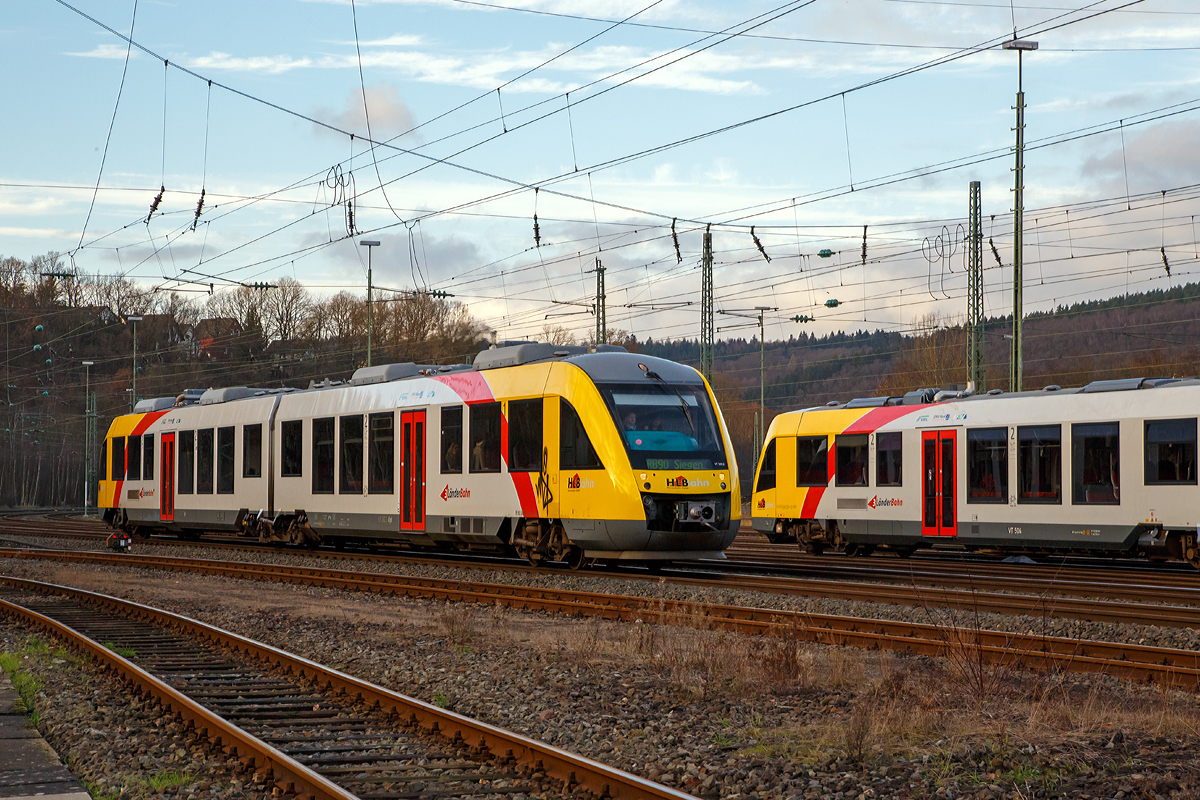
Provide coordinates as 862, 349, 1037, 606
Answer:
100, 342, 740, 567
751, 378, 1200, 569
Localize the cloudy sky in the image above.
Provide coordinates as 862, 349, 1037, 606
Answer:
4, 0, 1200, 344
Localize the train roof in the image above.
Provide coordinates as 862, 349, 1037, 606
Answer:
804, 376, 1200, 414
130, 341, 704, 411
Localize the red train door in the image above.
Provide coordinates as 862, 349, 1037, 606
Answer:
400, 410, 426, 531
160, 432, 175, 522
921, 430, 957, 537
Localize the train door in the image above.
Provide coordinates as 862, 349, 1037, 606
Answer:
921, 430, 957, 537
400, 410, 426, 531
160, 432, 175, 522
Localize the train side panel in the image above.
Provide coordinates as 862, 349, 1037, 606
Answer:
752, 382, 1200, 566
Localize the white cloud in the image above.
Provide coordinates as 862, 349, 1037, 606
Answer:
1081, 119, 1200, 193
187, 51, 315, 74
349, 34, 424, 47
313, 82, 420, 140
65, 43, 135, 59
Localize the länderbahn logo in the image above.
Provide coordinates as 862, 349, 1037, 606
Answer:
868, 495, 902, 509
440, 485, 470, 501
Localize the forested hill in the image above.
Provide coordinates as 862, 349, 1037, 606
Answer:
638, 283, 1200, 482
3, 243, 1198, 506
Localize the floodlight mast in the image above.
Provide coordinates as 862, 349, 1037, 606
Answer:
1002, 38, 1037, 392
360, 240, 381, 367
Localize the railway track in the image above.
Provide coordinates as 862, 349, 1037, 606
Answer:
3, 548, 1200, 689
5, 516, 1200, 623
0, 575, 692, 800
7, 514, 1200, 588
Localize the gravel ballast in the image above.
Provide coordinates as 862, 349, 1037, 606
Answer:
1, 539, 1199, 799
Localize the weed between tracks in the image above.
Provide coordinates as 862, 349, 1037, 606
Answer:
434, 593, 1200, 778
0, 636, 49, 725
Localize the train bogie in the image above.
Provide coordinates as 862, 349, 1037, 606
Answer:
751, 378, 1200, 569
99, 344, 741, 565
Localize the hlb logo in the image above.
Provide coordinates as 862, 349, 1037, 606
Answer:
667, 476, 710, 488
440, 485, 471, 501
757, 497, 766, 509
567, 473, 595, 491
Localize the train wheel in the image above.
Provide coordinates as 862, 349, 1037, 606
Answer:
566, 546, 589, 571
845, 542, 875, 557
893, 546, 915, 559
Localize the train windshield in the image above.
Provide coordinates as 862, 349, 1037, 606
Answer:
598, 382, 727, 470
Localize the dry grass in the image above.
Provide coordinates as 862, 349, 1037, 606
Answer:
435, 605, 479, 645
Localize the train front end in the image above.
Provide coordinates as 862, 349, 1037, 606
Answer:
555, 352, 740, 562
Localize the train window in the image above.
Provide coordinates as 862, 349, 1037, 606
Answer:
368, 412, 394, 494
469, 402, 502, 473
217, 426, 235, 494
796, 436, 829, 487
313, 418, 335, 493
281, 420, 303, 477
756, 438, 776, 492
441, 406, 463, 474
1017, 425, 1061, 504
836, 434, 869, 486
111, 437, 125, 482
243, 424, 262, 478
178, 431, 194, 494
967, 428, 1007, 503
100, 438, 108, 481
1144, 418, 1197, 485
508, 399, 542, 473
876, 432, 902, 487
196, 429, 214, 494
127, 435, 142, 481
560, 399, 602, 470
339, 415, 364, 494
1072, 422, 1120, 504
143, 434, 154, 482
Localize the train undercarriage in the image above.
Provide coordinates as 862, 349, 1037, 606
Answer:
766, 516, 1200, 570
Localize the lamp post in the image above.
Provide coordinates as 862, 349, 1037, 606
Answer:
1002, 37, 1037, 393
718, 305, 777, 453
360, 240, 380, 367
82, 361, 93, 517
127, 316, 142, 411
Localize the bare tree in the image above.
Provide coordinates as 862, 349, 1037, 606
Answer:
540, 324, 577, 346
263, 276, 311, 343
206, 285, 266, 335
877, 311, 966, 396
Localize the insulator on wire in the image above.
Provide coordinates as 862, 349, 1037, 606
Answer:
751, 226, 771, 263
861, 225, 868, 265
672, 218, 682, 264
989, 238, 1003, 267
533, 187, 541, 247
346, 198, 356, 237
1161, 246, 1171, 277
191, 188, 206, 231
147, 185, 165, 223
